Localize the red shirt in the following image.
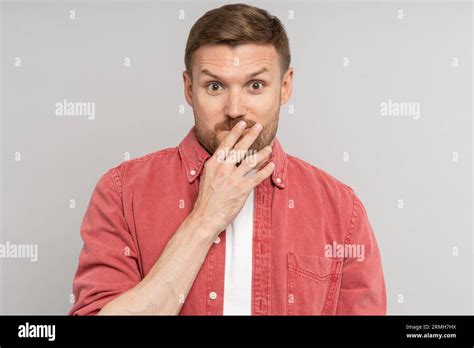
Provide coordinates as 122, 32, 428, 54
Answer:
69, 127, 386, 315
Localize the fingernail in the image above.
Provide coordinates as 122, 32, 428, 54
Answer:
255, 123, 263, 130
238, 121, 246, 129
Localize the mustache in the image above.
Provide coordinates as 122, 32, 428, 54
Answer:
214, 119, 257, 131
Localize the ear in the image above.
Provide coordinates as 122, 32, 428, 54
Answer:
280, 67, 294, 106
183, 70, 193, 107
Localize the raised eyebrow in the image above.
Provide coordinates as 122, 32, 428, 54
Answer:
200, 67, 270, 81
246, 67, 269, 79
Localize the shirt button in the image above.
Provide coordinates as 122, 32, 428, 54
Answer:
209, 291, 217, 300
214, 237, 220, 244
276, 177, 282, 184
189, 169, 196, 176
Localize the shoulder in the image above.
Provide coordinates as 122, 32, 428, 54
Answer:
286, 153, 371, 242
102, 147, 179, 196
286, 153, 356, 202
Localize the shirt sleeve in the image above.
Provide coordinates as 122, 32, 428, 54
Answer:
68, 168, 142, 315
335, 188, 387, 315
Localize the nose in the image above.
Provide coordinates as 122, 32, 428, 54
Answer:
224, 88, 246, 119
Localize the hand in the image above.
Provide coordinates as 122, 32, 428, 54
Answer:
190, 121, 275, 237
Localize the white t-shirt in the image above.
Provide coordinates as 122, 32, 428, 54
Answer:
223, 170, 256, 315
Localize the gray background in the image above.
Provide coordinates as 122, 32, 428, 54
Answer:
1, 0, 472, 314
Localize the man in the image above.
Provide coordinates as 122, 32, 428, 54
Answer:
69, 3, 386, 316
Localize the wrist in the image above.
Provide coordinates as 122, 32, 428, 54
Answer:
186, 210, 220, 242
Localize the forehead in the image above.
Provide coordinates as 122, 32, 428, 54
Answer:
192, 43, 279, 76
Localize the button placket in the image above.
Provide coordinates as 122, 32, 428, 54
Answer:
251, 179, 273, 315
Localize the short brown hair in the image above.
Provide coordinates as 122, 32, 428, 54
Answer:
185, 3, 291, 78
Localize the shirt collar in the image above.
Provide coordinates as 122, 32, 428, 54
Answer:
178, 126, 288, 189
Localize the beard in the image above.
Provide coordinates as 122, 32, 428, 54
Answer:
194, 113, 279, 157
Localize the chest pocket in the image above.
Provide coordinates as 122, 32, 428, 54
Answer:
287, 252, 343, 315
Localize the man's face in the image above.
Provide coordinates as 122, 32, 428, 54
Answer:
183, 43, 293, 155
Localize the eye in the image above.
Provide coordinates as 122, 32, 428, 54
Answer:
249, 81, 264, 91
206, 82, 223, 93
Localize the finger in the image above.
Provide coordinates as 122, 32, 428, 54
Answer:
214, 121, 247, 162
224, 122, 263, 165
232, 122, 263, 154
234, 145, 272, 177
244, 161, 275, 188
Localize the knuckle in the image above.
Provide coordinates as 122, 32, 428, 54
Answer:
216, 165, 227, 177
215, 148, 228, 163
247, 154, 258, 167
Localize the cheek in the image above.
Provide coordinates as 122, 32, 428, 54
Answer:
249, 91, 280, 119
194, 90, 225, 119
195, 88, 225, 110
